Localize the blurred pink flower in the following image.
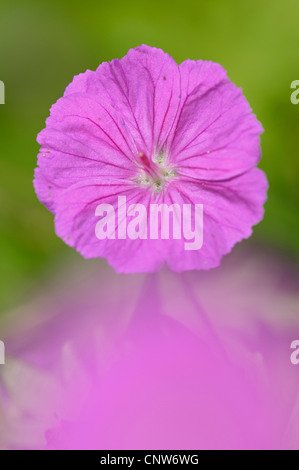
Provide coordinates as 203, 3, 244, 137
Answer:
1, 248, 298, 450
34, 45, 267, 273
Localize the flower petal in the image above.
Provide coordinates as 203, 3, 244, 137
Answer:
170, 60, 263, 180
54, 178, 167, 272
164, 168, 268, 271
64, 45, 182, 155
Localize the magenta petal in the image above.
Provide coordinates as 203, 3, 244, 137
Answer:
54, 178, 167, 273
63, 45, 182, 155
171, 60, 263, 180
164, 168, 268, 272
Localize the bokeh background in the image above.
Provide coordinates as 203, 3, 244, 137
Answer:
0, 0, 298, 313
0, 0, 298, 450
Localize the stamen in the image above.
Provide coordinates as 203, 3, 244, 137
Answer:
134, 150, 176, 193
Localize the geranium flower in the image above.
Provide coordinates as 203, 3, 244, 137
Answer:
34, 45, 267, 272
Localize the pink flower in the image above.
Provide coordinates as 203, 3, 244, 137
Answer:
1, 249, 299, 450
34, 45, 267, 273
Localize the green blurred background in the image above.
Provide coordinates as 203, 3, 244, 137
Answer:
0, 0, 298, 313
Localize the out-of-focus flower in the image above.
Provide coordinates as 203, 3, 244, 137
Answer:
34, 45, 267, 273
0, 248, 298, 450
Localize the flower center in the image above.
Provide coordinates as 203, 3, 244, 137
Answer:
134, 151, 176, 193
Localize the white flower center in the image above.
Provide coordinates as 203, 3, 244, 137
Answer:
134, 151, 176, 193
